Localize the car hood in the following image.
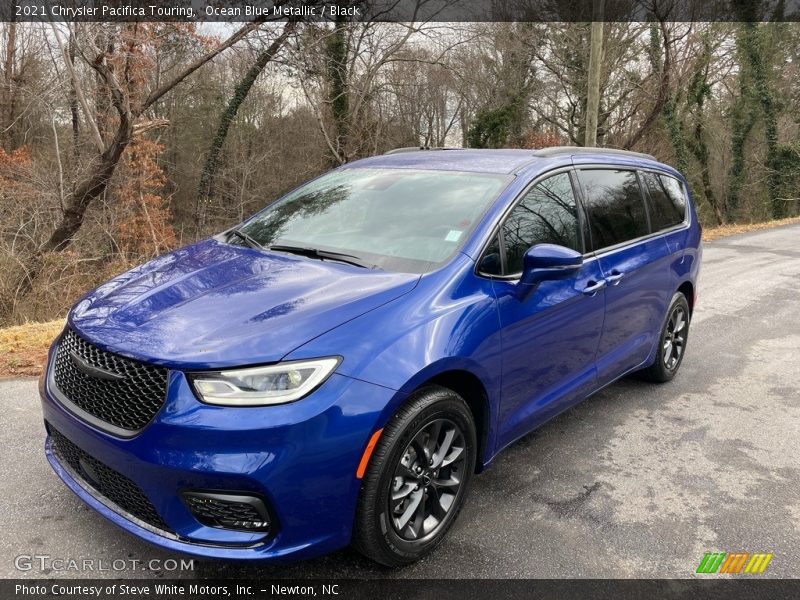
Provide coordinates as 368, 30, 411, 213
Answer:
68, 239, 420, 369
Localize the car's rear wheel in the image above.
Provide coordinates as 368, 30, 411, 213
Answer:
643, 291, 690, 383
352, 386, 476, 566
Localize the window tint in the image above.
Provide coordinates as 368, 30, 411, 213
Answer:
501, 172, 581, 274
659, 175, 687, 221
640, 171, 685, 230
578, 169, 648, 251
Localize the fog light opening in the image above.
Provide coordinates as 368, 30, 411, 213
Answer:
181, 491, 274, 533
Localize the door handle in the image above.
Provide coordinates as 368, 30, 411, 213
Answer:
582, 280, 606, 296
605, 271, 625, 286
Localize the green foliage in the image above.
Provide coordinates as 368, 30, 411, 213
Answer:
729, 10, 786, 220
663, 98, 688, 175
647, 23, 663, 74
774, 144, 800, 216
326, 19, 350, 163
466, 100, 524, 149
198, 58, 266, 200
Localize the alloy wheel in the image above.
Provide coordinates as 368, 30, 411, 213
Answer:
388, 418, 466, 541
663, 305, 687, 370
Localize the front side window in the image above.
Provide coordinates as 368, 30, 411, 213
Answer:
234, 168, 511, 273
641, 171, 685, 230
500, 172, 581, 274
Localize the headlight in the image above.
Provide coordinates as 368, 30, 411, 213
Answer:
188, 357, 341, 406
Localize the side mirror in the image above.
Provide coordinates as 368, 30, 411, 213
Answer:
517, 244, 583, 297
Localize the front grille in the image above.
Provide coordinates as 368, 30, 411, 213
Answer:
49, 426, 171, 532
52, 328, 168, 432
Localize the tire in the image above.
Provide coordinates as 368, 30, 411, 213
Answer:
352, 385, 477, 567
643, 291, 691, 383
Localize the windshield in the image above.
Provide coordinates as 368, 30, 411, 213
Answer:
232, 168, 511, 273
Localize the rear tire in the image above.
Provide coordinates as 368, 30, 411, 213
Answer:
643, 292, 690, 383
352, 386, 476, 567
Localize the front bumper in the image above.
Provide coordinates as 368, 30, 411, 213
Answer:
40, 346, 400, 562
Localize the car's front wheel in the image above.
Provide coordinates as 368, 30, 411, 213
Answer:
352, 386, 476, 566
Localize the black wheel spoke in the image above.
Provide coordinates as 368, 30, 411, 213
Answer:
424, 420, 442, 461
674, 312, 685, 333
411, 438, 431, 468
396, 462, 417, 480
395, 488, 423, 531
388, 417, 467, 542
441, 444, 464, 467
391, 480, 417, 501
430, 488, 448, 520
431, 427, 455, 468
663, 304, 688, 371
414, 490, 428, 529
434, 473, 461, 488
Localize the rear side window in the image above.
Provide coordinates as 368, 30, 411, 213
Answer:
577, 169, 648, 251
640, 171, 685, 230
500, 172, 581, 274
659, 175, 687, 221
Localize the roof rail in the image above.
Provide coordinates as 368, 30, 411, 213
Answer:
532, 146, 656, 161
383, 146, 460, 155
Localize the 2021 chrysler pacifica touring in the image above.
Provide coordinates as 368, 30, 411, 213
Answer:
40, 147, 701, 566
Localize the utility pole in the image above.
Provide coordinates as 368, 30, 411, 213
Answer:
584, 0, 605, 147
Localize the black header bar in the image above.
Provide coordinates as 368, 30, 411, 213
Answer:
2, 0, 799, 23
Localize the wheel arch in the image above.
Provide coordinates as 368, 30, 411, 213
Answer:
677, 280, 695, 315
388, 365, 494, 474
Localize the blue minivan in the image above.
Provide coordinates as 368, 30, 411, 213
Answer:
40, 147, 700, 566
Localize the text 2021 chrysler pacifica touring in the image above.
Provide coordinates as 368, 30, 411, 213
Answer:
40, 147, 701, 566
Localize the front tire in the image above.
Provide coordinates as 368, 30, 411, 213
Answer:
643, 291, 690, 383
352, 386, 477, 566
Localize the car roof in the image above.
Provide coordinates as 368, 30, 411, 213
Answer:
345, 147, 663, 175
346, 149, 539, 174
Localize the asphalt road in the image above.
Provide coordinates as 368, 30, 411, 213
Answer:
1, 224, 798, 579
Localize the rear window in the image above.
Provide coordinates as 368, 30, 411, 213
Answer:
641, 171, 686, 230
577, 169, 648, 251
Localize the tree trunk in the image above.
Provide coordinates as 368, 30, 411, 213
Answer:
197, 22, 294, 213
326, 17, 350, 165
743, 24, 782, 218
68, 30, 80, 161
40, 135, 131, 253
584, 3, 604, 147
2, 21, 16, 149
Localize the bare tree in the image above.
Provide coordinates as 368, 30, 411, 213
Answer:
38, 22, 263, 256
585, 1, 605, 147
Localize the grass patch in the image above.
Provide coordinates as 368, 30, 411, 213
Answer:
0, 319, 63, 378
702, 216, 800, 242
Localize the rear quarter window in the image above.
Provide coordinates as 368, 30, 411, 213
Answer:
577, 169, 648, 251
658, 175, 688, 222
641, 171, 686, 230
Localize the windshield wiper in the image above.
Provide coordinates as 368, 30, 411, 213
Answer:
228, 229, 264, 250
268, 244, 375, 269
